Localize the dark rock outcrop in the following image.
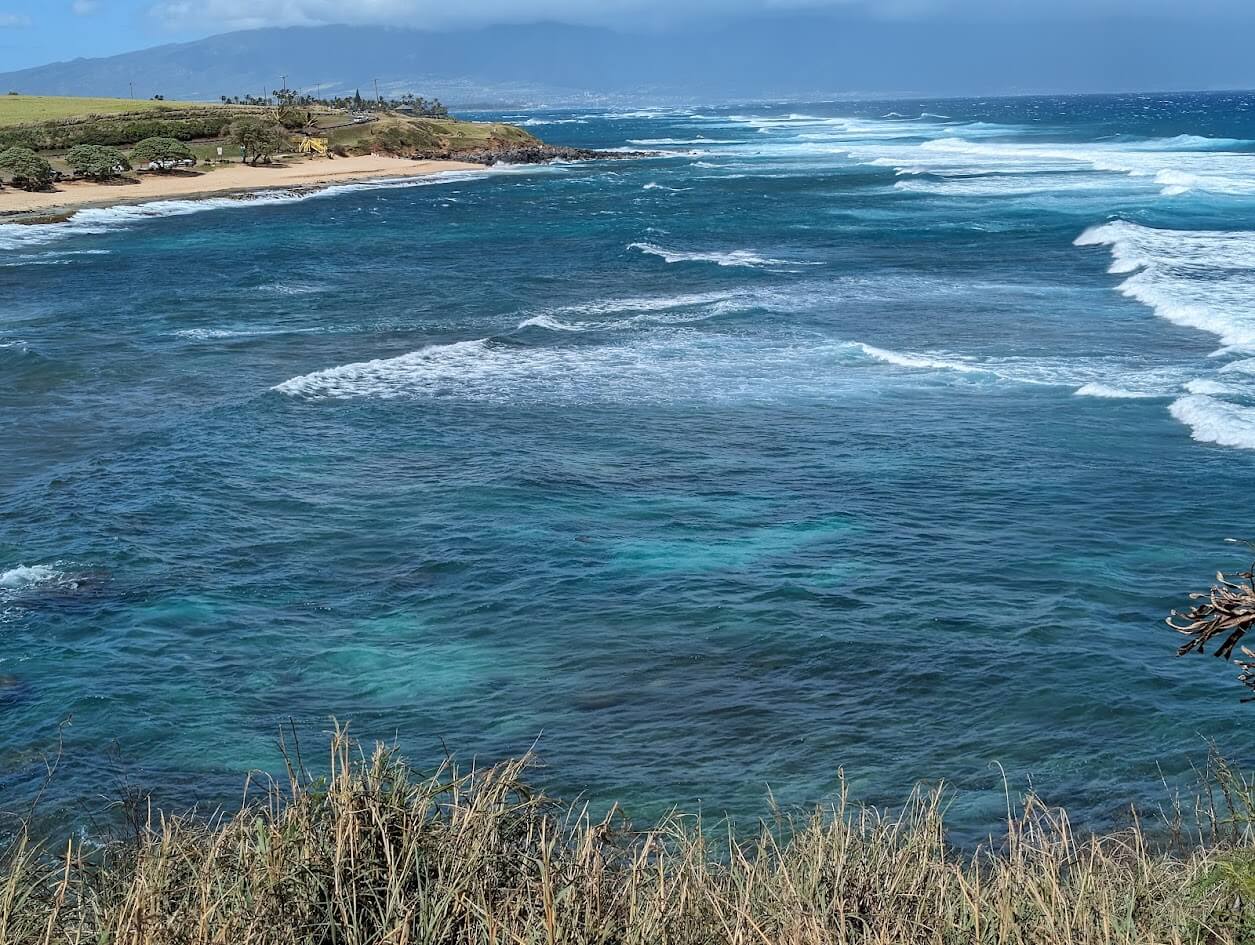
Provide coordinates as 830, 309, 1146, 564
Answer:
413, 143, 655, 165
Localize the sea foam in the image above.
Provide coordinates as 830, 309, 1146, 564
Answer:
1073, 383, 1161, 399
1075, 221, 1255, 348
1169, 395, 1255, 450
627, 242, 813, 269
0, 564, 62, 589
0, 171, 489, 252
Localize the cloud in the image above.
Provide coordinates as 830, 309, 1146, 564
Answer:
71, 0, 100, 13
147, 0, 1255, 31
0, 11, 31, 26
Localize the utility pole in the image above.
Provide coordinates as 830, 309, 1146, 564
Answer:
128, 80, 134, 99
373, 78, 380, 103
281, 74, 287, 93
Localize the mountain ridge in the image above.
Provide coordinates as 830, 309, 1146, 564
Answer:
2, 17, 1253, 106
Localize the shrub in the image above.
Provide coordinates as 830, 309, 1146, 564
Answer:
0, 146, 53, 191
229, 116, 288, 165
63, 144, 131, 181
129, 136, 196, 171
0, 114, 238, 152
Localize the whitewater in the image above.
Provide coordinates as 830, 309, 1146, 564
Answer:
2, 92, 1253, 837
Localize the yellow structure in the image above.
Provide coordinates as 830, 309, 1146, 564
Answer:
298, 136, 329, 156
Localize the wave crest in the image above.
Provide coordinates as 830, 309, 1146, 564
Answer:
1169, 395, 1255, 450
627, 241, 814, 269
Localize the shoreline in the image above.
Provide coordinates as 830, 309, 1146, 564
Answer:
0, 156, 486, 222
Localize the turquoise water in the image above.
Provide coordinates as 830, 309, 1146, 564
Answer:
3, 93, 1254, 836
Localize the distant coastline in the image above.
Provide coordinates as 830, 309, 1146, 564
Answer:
0, 155, 485, 221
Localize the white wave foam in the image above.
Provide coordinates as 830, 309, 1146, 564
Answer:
1184, 378, 1242, 396
175, 325, 317, 340
259, 281, 326, 296
1074, 383, 1160, 399
1219, 358, 1255, 375
850, 341, 1188, 395
0, 564, 62, 589
627, 241, 813, 269
1075, 221, 1255, 348
1169, 395, 1255, 449
853, 343, 986, 374
274, 332, 870, 404
517, 288, 765, 332
642, 182, 691, 192
276, 339, 499, 400
893, 173, 1117, 197
828, 134, 1255, 197
517, 314, 585, 331
628, 138, 739, 146
1135, 134, 1254, 151
0, 170, 487, 251
272, 319, 1191, 408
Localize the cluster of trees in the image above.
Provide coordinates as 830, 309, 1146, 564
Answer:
228, 117, 288, 165
218, 89, 449, 118
0, 118, 291, 190
0, 147, 54, 191
64, 145, 130, 181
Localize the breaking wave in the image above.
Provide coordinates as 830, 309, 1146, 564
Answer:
1073, 383, 1161, 399
627, 242, 816, 269
1074, 221, 1255, 348
0, 170, 488, 252
0, 564, 62, 589
1169, 395, 1255, 450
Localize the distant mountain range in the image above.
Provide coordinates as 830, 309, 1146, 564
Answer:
1, 16, 1253, 107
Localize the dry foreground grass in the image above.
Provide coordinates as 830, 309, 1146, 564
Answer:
1, 727, 1254, 945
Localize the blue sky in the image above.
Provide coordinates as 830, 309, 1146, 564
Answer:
3, 0, 1255, 73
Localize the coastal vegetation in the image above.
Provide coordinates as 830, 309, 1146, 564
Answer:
0, 727, 1252, 944
0, 94, 565, 202
63, 144, 130, 181
0, 93, 536, 164
129, 136, 197, 170
0, 146, 53, 190
0, 105, 250, 152
229, 117, 290, 165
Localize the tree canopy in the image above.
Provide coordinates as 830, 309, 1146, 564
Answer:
0, 147, 54, 191
130, 136, 196, 171
64, 144, 131, 181
229, 118, 288, 166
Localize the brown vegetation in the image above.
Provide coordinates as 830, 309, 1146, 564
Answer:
1, 727, 1253, 944
1170, 548, 1255, 699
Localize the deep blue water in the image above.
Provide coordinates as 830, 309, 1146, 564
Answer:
3, 92, 1255, 837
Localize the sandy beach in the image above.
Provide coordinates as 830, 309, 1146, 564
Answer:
0, 155, 485, 217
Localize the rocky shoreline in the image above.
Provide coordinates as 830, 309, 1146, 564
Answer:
413, 143, 655, 165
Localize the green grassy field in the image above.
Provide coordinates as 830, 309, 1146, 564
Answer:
0, 94, 212, 127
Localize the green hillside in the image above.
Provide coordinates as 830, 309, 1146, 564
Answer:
0, 94, 215, 126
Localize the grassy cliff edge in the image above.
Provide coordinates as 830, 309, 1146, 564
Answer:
2, 728, 1253, 943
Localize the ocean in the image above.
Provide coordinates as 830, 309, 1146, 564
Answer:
2, 93, 1254, 837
